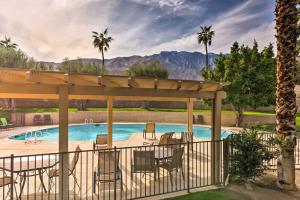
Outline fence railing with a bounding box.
[259,134,300,168]
[0,140,225,200]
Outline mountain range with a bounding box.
[43,51,219,80]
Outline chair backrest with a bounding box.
[43,114,51,121]
[33,115,42,121]
[145,122,155,133]
[69,146,81,174]
[97,150,120,174]
[132,150,155,173]
[170,147,184,168]
[0,118,7,126]
[159,132,174,145]
[96,134,108,145]
[181,132,193,143]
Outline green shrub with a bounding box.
[228,128,276,183]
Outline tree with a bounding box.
[125,60,169,78]
[203,41,276,127]
[92,28,113,74]
[197,25,215,73]
[58,58,101,75]
[0,36,18,49]
[275,0,297,190]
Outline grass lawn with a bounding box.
[166,190,237,200]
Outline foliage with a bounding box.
[203,41,276,126]
[0,36,18,49]
[229,128,277,183]
[58,58,104,75]
[0,37,51,70]
[197,25,215,73]
[125,60,169,78]
[92,28,113,71]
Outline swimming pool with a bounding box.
[9,123,231,141]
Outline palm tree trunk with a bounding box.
[101,49,105,74]
[205,43,209,73]
[275,0,297,190]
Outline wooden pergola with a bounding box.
[0,67,226,199]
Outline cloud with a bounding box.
[0,0,275,61]
[148,0,275,54]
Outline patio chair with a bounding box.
[158,147,185,186]
[33,115,43,125]
[43,114,53,125]
[93,134,108,151]
[48,146,81,192]
[144,132,174,146]
[0,118,14,130]
[0,170,18,199]
[143,122,156,140]
[131,150,157,180]
[93,150,123,192]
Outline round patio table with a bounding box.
[0,155,57,198]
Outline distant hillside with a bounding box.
[43,51,219,80]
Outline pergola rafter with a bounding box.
[0,67,226,199]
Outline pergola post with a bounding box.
[211,91,222,184]
[58,86,69,200]
[107,96,113,148]
[187,98,193,133]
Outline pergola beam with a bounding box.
[0,83,218,99]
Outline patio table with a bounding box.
[0,155,57,198]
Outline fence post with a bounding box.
[187,141,190,193]
[223,139,229,186]
[10,154,14,200]
[114,146,117,200]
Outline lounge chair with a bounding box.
[48,146,81,192]
[0,118,13,130]
[33,115,43,125]
[0,170,18,199]
[158,147,185,186]
[43,114,53,125]
[93,150,123,192]
[131,150,157,180]
[93,134,108,151]
[143,122,156,139]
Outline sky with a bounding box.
[0,0,275,62]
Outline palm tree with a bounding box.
[275,0,297,190]
[92,28,113,73]
[0,36,18,49]
[197,25,214,73]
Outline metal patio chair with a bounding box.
[143,122,156,140]
[131,150,157,180]
[48,146,81,192]
[43,114,53,125]
[93,134,108,151]
[144,132,174,146]
[158,147,185,186]
[93,150,123,192]
[33,115,43,126]
[0,170,18,199]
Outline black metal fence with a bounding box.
[0,140,226,200]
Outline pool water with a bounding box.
[9,123,231,141]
